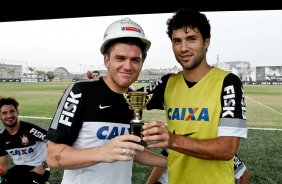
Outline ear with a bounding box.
[104,54,110,68]
[204,38,210,50]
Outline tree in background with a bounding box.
[46,71,54,80]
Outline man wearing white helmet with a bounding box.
[46,17,167,184]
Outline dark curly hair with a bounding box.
[166,8,211,40]
[0,97,19,110]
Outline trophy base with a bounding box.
[130,120,146,146]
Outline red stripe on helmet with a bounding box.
[122,26,141,33]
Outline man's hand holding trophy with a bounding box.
[123,91,153,144]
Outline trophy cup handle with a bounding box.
[144,94,153,108]
[123,93,133,109]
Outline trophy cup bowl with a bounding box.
[123,91,153,139]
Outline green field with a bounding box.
[0,82,282,184]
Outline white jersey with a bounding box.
[47,78,135,184]
[0,121,47,167]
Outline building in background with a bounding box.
[256,66,282,83]
[1,62,282,84]
[215,61,253,82]
[0,64,22,79]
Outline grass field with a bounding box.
[0,82,282,184]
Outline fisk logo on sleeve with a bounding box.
[222,85,235,118]
[59,91,82,126]
[30,128,46,140]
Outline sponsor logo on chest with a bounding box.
[97,126,131,140]
[167,107,209,122]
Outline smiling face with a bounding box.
[171,26,210,71]
[103,42,144,93]
[0,104,19,128]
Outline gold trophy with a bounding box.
[123,91,153,139]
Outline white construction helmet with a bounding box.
[100,17,151,54]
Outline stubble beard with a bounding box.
[178,57,202,71]
[177,51,205,71]
[4,118,18,128]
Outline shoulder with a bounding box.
[0,128,6,139]
[20,121,36,127]
[74,78,100,87]
[165,72,180,80]
[154,73,174,87]
[208,68,230,81]
[140,73,174,94]
[223,73,243,89]
[65,78,105,97]
[21,121,47,132]
[225,73,242,82]
[20,121,31,127]
[208,67,243,90]
[74,78,104,89]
